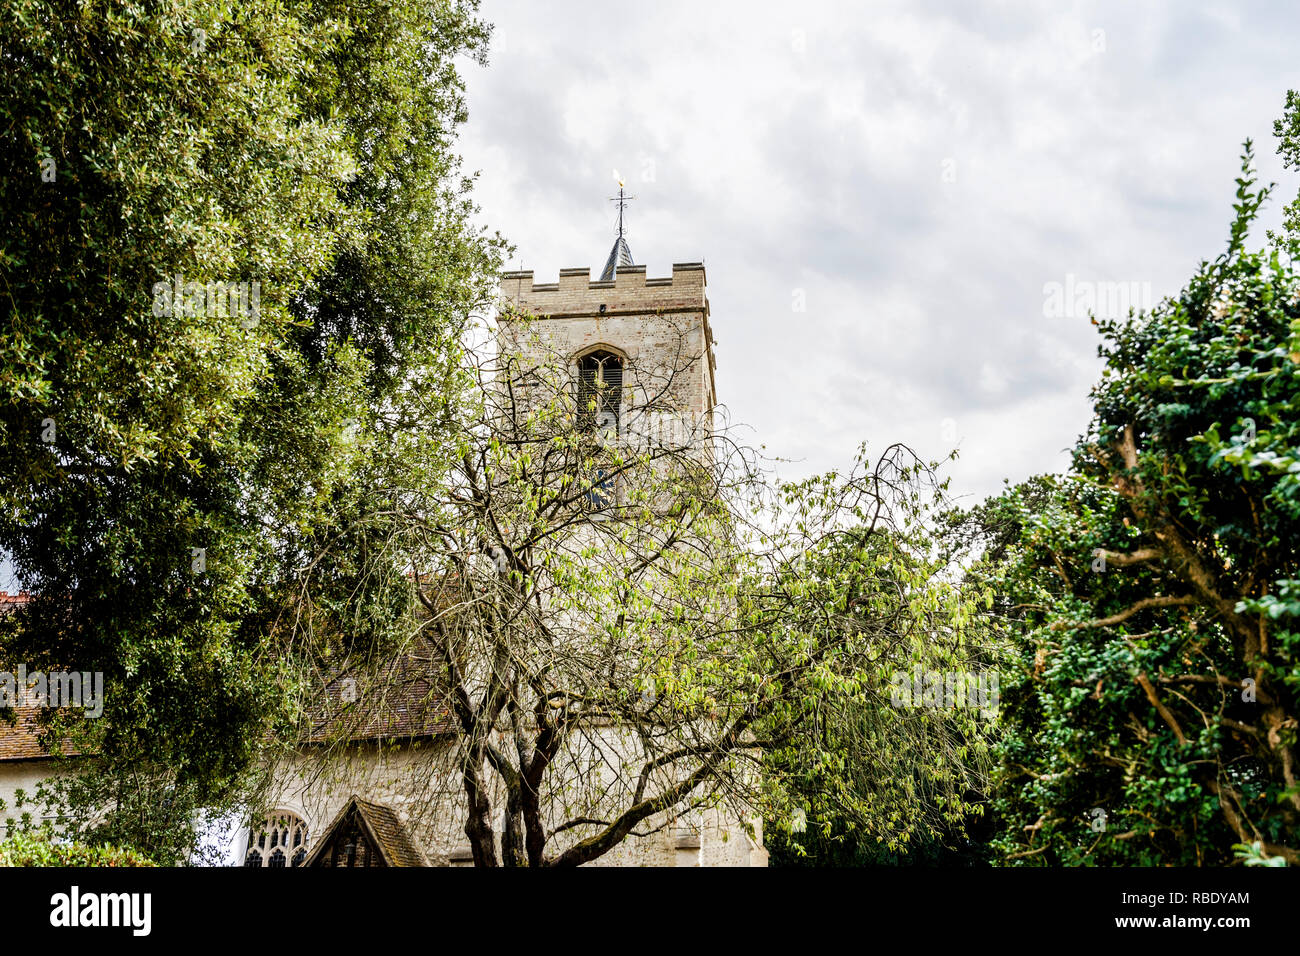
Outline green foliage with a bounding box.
[977,143,1300,866]
[0,830,154,867]
[0,0,500,860]
[767,812,995,867]
[1233,840,1287,866]
[746,446,1001,858]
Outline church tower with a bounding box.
[497,198,717,448]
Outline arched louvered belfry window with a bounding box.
[577,349,623,437]
[244,811,310,867]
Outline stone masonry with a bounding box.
[497,262,718,431]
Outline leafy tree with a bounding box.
[298,317,994,865]
[980,144,1300,865]
[0,0,500,861]
[752,500,999,864]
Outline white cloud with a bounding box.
[460,0,1299,503]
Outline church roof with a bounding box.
[599,235,634,281]
[304,795,429,867]
[303,639,455,745]
[0,705,79,761]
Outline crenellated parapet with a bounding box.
[499,263,708,319]
[497,260,717,417]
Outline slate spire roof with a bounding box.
[599,234,634,281]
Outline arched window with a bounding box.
[243,811,310,867]
[577,350,623,511]
[577,350,623,436]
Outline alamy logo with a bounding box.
[593,409,708,452]
[1042,274,1152,320]
[0,665,103,718]
[152,273,260,327]
[50,886,151,936]
[890,668,999,718]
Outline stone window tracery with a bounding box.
[243,811,309,867]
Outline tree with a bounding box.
[752,491,1000,864]
[0,0,500,861]
[297,315,994,865]
[980,144,1300,866]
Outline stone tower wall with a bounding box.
[497,262,717,428]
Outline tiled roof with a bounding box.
[354,797,428,867]
[302,641,455,745]
[304,794,429,867]
[0,706,78,761]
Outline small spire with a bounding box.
[600,177,635,281]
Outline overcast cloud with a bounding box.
[457,0,1300,507]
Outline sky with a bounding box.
[456,0,1300,510]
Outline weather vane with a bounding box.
[610,169,636,240]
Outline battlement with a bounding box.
[499,262,708,319]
